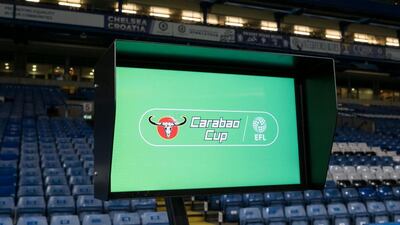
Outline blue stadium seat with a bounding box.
[76,195,103,213]
[264,192,285,205]
[304,190,323,203]
[323,188,342,202]
[0,217,12,225]
[46,185,71,197]
[0,197,14,215]
[17,196,46,215]
[69,176,91,186]
[66,168,85,177]
[262,205,285,223]
[43,168,64,177]
[243,193,264,207]
[377,186,394,200]
[347,202,370,225]
[130,198,156,213]
[112,212,141,225]
[208,195,220,210]
[19,168,41,177]
[341,188,359,202]
[104,199,130,212]
[307,204,328,220]
[141,212,169,225]
[221,194,242,222]
[384,200,400,222]
[17,216,48,225]
[358,187,377,201]
[50,215,80,225]
[366,201,389,223]
[18,186,44,197]
[45,176,67,186]
[327,203,350,225]
[82,214,111,225]
[285,205,307,222]
[19,176,42,186]
[239,207,263,225]
[47,196,75,215]
[284,191,303,205]
[72,185,94,198]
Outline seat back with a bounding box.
[82,214,111,225]
[142,212,169,225]
[50,215,80,225]
[113,212,141,225]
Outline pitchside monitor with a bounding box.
[94,40,337,199]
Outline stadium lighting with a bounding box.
[4,63,9,66]
[58,0,81,8]
[182,10,202,22]
[225,16,245,27]
[206,14,219,25]
[149,6,170,18]
[386,37,399,47]
[325,29,342,40]
[26,0,40,3]
[115,3,138,14]
[354,33,377,44]
[294,25,312,36]
[261,21,278,32]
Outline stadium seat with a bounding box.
[46,185,71,197]
[262,205,285,223]
[104,199,131,212]
[347,202,370,225]
[18,186,44,197]
[239,207,263,225]
[285,205,307,222]
[243,193,264,208]
[384,200,400,222]
[76,195,103,213]
[17,196,46,215]
[47,196,75,215]
[327,203,350,225]
[141,212,169,225]
[284,191,304,205]
[366,201,389,223]
[341,188,359,202]
[0,217,12,225]
[82,214,111,225]
[45,176,68,186]
[358,187,377,201]
[0,197,14,215]
[304,190,323,203]
[131,198,157,213]
[323,188,342,202]
[72,185,94,197]
[264,192,285,205]
[50,215,80,225]
[113,212,141,225]
[17,216,48,225]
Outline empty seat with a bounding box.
[385,200,400,222]
[17,196,46,215]
[243,193,264,207]
[82,214,111,225]
[0,197,14,215]
[47,196,75,215]
[239,207,263,225]
[19,176,42,186]
[284,191,303,204]
[327,203,350,225]
[0,217,12,225]
[131,198,157,212]
[43,168,64,177]
[285,205,307,222]
[45,176,67,186]
[50,215,80,225]
[358,187,377,201]
[17,216,48,225]
[46,185,71,197]
[77,195,103,213]
[341,188,359,202]
[262,205,285,223]
[307,204,328,220]
[113,212,141,225]
[18,186,44,197]
[347,202,369,225]
[323,188,342,202]
[366,201,389,223]
[304,190,323,203]
[141,212,169,225]
[69,176,91,186]
[72,185,94,197]
[264,192,285,205]
[104,199,130,212]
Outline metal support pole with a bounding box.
[165,197,189,225]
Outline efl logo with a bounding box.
[148,116,187,139]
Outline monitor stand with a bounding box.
[165,197,190,225]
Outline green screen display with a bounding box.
[111,67,301,193]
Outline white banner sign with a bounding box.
[151,20,235,43]
[0,3,13,18]
[290,36,341,55]
[16,6,104,28]
[386,48,400,61]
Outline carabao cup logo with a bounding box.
[148,116,187,139]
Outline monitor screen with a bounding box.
[110,66,301,193]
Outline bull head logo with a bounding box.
[148,116,187,139]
